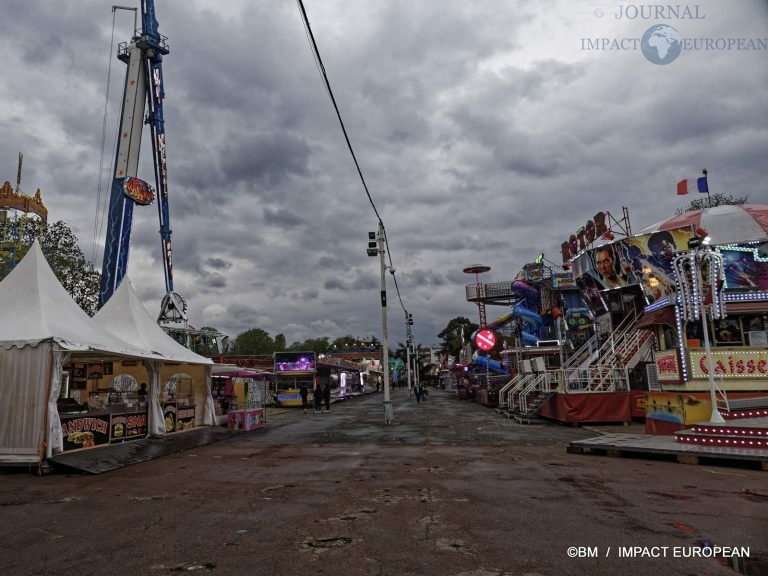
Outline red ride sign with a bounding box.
[475,329,496,351]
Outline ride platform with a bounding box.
[568,419,768,471]
[48,426,241,475]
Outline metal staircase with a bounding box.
[498,360,560,421]
[515,371,559,419]
[495,308,657,422]
[561,308,654,393]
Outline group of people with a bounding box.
[413,384,429,403]
[299,381,331,414]
[299,380,432,412]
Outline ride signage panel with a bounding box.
[475,329,497,351]
[654,351,681,382]
[121,177,155,205]
[689,350,768,379]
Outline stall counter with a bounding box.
[59,406,148,452]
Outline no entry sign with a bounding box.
[475,329,496,351]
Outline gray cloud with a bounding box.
[1,0,766,347]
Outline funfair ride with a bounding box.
[99,0,186,324]
[0,153,48,279]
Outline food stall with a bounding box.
[160,373,197,432]
[212,366,269,431]
[0,243,214,469]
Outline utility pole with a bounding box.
[415,345,420,388]
[368,224,393,424]
[405,312,413,393]
[406,343,412,393]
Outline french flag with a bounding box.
[677,176,709,195]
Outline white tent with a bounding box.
[0,242,160,465]
[93,278,215,434]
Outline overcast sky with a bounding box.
[1,0,766,348]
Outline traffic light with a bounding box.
[408,313,413,326]
[367,231,378,257]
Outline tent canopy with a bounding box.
[93,277,212,365]
[0,241,155,358]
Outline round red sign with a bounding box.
[475,329,496,351]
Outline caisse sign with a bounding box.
[475,329,497,351]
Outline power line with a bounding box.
[295,0,381,222]
[92,9,121,265]
[295,0,410,320]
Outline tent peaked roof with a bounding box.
[0,241,154,357]
[93,278,212,365]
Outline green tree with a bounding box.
[6,219,101,315]
[393,342,409,361]
[331,335,356,349]
[437,316,478,358]
[234,327,275,354]
[290,336,330,354]
[274,333,287,351]
[676,192,748,214]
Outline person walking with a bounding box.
[299,383,309,414]
[313,381,322,414]
[323,382,331,412]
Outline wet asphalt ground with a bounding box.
[1,388,767,576]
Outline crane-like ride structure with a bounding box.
[99,0,186,325]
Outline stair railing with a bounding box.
[518,371,559,415]
[497,375,520,410]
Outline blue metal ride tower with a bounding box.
[99,0,186,323]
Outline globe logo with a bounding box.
[641,24,682,65]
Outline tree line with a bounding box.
[2,193,747,358]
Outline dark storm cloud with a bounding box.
[324,277,349,292]
[350,271,380,291]
[199,272,227,290]
[262,206,306,227]
[206,257,232,271]
[1,0,766,347]
[404,269,448,288]
[219,133,311,188]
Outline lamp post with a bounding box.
[405,312,413,393]
[673,233,726,424]
[368,224,393,424]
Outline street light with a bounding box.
[366,231,378,257]
[673,232,726,424]
[368,223,393,424]
[405,312,414,393]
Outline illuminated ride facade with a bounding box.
[465,205,768,433]
[0,157,48,280]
